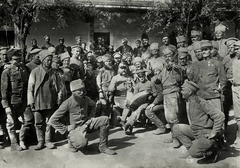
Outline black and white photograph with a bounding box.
[0,0,239,167]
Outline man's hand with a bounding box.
[30,103,35,111]
[7,114,14,124]
[99,92,104,99]
[5,107,12,115]
[146,104,155,110]
[202,132,217,140]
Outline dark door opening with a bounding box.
[94,32,110,46]
[0,31,14,47]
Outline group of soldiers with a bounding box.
[0,22,239,163]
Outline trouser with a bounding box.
[223,81,233,128]
[173,124,218,158]
[145,104,166,129]
[111,105,131,126]
[232,86,240,136]
[7,104,33,144]
[125,103,149,127]
[0,103,6,145]
[33,109,54,143]
[68,116,110,150]
[163,92,180,124]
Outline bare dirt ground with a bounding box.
[0,110,239,168]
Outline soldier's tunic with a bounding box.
[232,57,240,129]
[96,67,115,116]
[153,64,182,124]
[1,63,31,143]
[195,58,227,109]
[215,39,228,58]
[173,95,225,157]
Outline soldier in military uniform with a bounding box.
[41,35,54,50]
[195,40,227,110]
[140,33,150,54]
[188,29,202,63]
[49,79,116,155]
[28,50,62,150]
[55,38,67,55]
[96,54,116,117]
[26,48,42,71]
[151,47,182,147]
[222,38,238,133]
[159,32,177,57]
[231,40,240,147]
[176,35,188,48]
[173,80,225,164]
[116,38,133,55]
[213,23,228,58]
[146,43,165,79]
[0,48,10,149]
[1,50,31,151]
[108,62,134,127]
[70,45,85,80]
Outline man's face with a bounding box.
[59,39,64,45]
[150,49,158,57]
[162,37,169,45]
[179,57,187,66]
[194,49,203,60]
[235,46,240,58]
[72,48,80,58]
[0,53,7,62]
[76,38,81,45]
[42,56,52,69]
[81,43,86,49]
[165,52,173,61]
[191,35,200,43]
[126,56,132,64]
[114,57,121,64]
[118,66,127,76]
[52,62,60,69]
[73,88,86,98]
[137,72,146,82]
[12,57,21,66]
[32,40,37,46]
[201,47,211,58]
[97,62,103,68]
[134,62,142,69]
[62,57,70,67]
[181,87,192,99]
[215,31,224,40]
[136,42,141,48]
[142,39,149,46]
[228,45,235,55]
[104,60,112,69]
[33,54,41,64]
[44,37,50,43]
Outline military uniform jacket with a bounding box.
[195,58,227,99]
[49,95,96,134]
[27,65,61,110]
[1,63,30,108]
[222,54,235,80]
[188,95,225,138]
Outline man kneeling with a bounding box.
[49,79,116,155]
[173,80,225,164]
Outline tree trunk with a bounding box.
[14,23,27,63]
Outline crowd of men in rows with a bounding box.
[0,22,240,164]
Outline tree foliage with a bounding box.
[127,0,240,38]
[0,0,121,61]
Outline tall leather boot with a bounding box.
[98,125,116,155]
[8,131,22,151]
